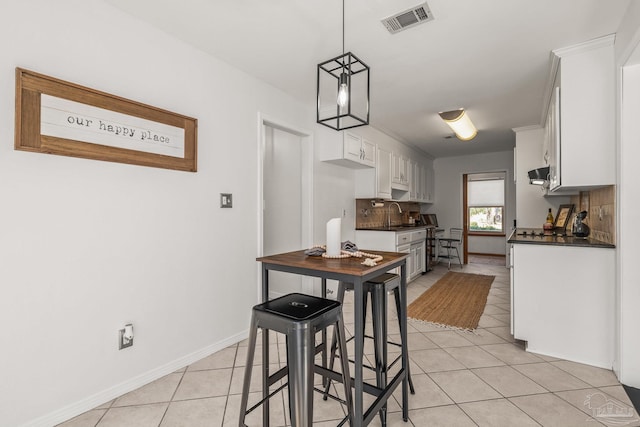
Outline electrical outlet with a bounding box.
[119,324,134,350]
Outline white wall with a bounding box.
[514,126,571,228]
[428,151,516,256]
[0,1,355,426]
[615,0,640,387]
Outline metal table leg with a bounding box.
[399,263,409,421]
[261,265,270,426]
[353,277,364,427]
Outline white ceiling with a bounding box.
[105,0,630,158]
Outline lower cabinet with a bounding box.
[510,243,614,368]
[355,229,426,282]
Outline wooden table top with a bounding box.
[257,249,408,277]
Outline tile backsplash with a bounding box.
[355,199,422,228]
[570,185,615,245]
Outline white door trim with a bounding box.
[256,112,314,299]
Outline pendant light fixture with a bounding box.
[439,108,478,141]
[317,0,370,131]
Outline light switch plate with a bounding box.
[220,193,233,208]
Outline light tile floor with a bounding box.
[58,262,640,427]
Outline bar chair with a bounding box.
[437,227,463,269]
[239,293,352,427]
[324,273,415,426]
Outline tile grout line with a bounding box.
[220,343,240,426]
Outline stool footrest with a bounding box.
[244,382,288,416]
[363,370,406,425]
[267,365,288,387]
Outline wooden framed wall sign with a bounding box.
[15,68,197,172]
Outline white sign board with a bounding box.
[40,94,185,158]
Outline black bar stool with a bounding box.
[239,293,352,427]
[324,273,415,425]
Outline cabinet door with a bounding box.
[400,156,409,185]
[409,245,418,278]
[409,160,417,200]
[392,152,402,184]
[424,165,434,202]
[376,146,392,199]
[414,243,424,276]
[343,132,363,163]
[391,152,409,189]
[361,138,376,167]
[548,86,561,190]
[397,244,411,280]
[509,244,515,335]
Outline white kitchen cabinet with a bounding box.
[320,131,375,169]
[511,243,614,368]
[354,144,392,199]
[376,146,392,199]
[355,228,426,282]
[392,152,409,190]
[411,241,424,278]
[409,160,423,201]
[423,164,434,203]
[545,35,615,192]
[509,244,515,335]
[406,161,434,203]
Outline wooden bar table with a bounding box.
[256,249,409,427]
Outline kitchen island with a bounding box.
[508,229,615,369]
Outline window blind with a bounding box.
[468,179,504,206]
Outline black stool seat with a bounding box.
[259,293,340,320]
[239,293,352,427]
[365,272,398,287]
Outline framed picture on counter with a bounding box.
[553,204,574,232]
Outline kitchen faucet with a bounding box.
[387,202,402,227]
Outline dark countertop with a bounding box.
[356,225,433,232]
[508,229,615,248]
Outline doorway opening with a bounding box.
[463,171,507,266]
[258,114,313,299]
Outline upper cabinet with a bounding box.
[545,35,615,192]
[392,152,409,190]
[350,129,434,202]
[409,159,420,200]
[354,144,392,199]
[408,161,434,203]
[376,146,393,200]
[320,131,375,169]
[423,164,434,203]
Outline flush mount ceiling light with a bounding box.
[438,109,478,141]
[317,0,370,131]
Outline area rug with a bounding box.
[408,271,495,331]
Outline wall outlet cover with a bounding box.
[220,193,233,208]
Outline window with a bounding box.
[467,175,504,233]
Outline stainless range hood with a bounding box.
[528,166,550,185]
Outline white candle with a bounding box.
[326,218,341,256]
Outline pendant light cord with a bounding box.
[342,0,345,55]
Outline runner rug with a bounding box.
[407,271,495,331]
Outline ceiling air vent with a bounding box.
[381,2,434,34]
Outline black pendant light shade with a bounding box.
[317,0,370,131]
[317,52,370,131]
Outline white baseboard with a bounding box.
[21,330,249,427]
